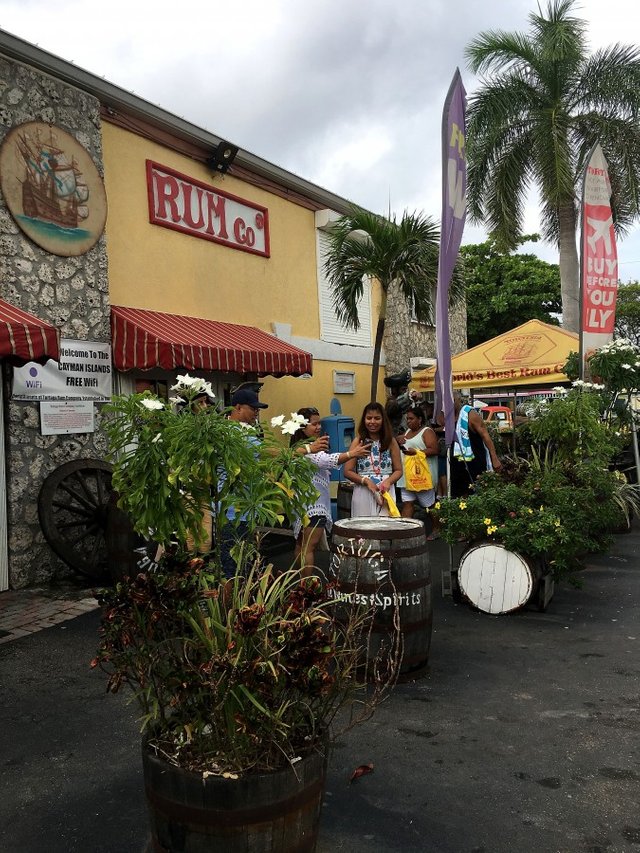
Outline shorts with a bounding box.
[307,515,327,529]
[400,487,435,509]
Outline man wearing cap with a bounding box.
[229,387,268,425]
[218,388,327,578]
[216,388,269,578]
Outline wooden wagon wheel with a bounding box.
[38,458,113,580]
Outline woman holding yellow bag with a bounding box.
[397,405,440,537]
[343,402,402,518]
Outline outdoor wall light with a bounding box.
[207,140,239,175]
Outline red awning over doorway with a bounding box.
[0,299,60,362]
[111,306,313,377]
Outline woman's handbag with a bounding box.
[404,449,433,491]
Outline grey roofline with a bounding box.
[0,28,359,215]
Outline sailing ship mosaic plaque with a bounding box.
[0,122,107,257]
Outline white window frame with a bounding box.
[316,211,372,347]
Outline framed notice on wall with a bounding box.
[40,401,95,435]
[333,370,355,394]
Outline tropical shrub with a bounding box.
[95,555,393,775]
[436,455,626,577]
[103,376,319,562]
[96,375,398,777]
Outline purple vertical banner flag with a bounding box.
[434,68,467,446]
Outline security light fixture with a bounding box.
[207,141,239,175]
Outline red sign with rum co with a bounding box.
[146,161,270,257]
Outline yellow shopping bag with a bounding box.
[403,450,433,491]
[381,490,401,517]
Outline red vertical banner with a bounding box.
[579,144,618,378]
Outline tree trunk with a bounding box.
[369,286,388,402]
[558,203,580,333]
[370,316,385,402]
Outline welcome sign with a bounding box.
[13,339,112,401]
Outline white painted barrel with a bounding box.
[458,543,540,614]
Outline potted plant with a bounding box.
[438,385,639,601]
[94,377,396,852]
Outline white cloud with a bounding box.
[2,0,639,279]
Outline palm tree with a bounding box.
[465,0,640,333]
[324,207,456,402]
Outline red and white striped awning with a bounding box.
[111,306,313,377]
[0,299,60,362]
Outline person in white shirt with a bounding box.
[290,407,369,576]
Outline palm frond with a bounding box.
[466,31,537,76]
[529,0,587,64]
[324,207,442,331]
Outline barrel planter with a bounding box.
[143,744,327,852]
[457,542,554,614]
[336,481,353,520]
[330,517,432,682]
[105,492,144,582]
[105,493,158,583]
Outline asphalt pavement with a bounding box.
[1,529,639,853]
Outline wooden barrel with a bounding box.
[104,493,147,583]
[330,517,432,681]
[336,481,353,519]
[143,745,327,852]
[458,542,553,614]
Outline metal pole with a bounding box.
[444,448,453,597]
[631,398,640,486]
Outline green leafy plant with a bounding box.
[587,339,640,397]
[97,376,398,777]
[523,385,620,464]
[437,453,628,578]
[95,555,392,775]
[103,377,319,560]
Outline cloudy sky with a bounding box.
[2,0,640,280]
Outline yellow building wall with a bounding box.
[101,122,384,413]
[260,362,380,426]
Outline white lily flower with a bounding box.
[270,415,285,427]
[140,398,164,410]
[171,373,194,390]
[290,412,309,426]
[281,419,301,435]
[151,432,163,444]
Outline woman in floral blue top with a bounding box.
[290,408,370,575]
[343,402,402,518]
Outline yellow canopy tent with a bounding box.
[411,319,577,392]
